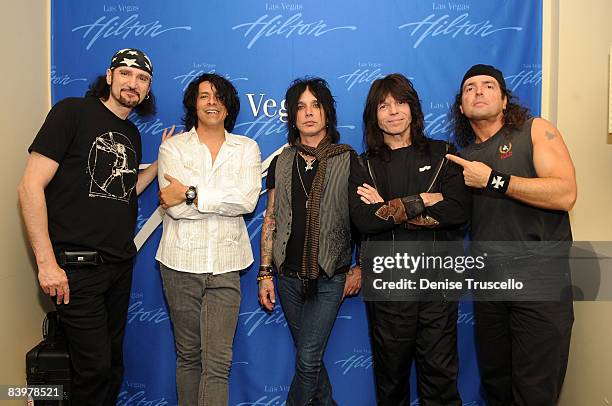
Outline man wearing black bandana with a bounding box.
[448,64,577,405]
[258,77,361,406]
[19,48,170,405]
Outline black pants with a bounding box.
[55,260,133,406]
[474,301,574,406]
[366,300,462,406]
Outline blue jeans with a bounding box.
[277,273,346,406]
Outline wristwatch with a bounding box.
[185,186,197,205]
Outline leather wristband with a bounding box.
[374,195,425,225]
[259,265,273,272]
[375,198,407,224]
[486,170,510,194]
[400,194,425,219]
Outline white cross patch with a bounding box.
[491,175,505,189]
[419,165,431,172]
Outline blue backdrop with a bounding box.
[50,1,542,404]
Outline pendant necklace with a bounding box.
[298,151,316,171]
[296,155,311,209]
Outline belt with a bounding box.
[278,265,349,279]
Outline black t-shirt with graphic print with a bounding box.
[29,97,142,263]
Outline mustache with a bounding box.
[121,88,140,96]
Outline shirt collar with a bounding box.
[187,127,238,146]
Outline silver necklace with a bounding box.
[296,155,311,209]
[298,151,316,171]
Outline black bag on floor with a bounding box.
[25,311,71,405]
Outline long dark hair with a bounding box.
[85,75,156,117]
[285,77,340,146]
[182,73,240,132]
[362,73,429,158]
[450,89,531,147]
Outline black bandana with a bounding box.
[460,64,506,92]
[109,48,153,76]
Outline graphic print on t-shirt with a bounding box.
[88,131,138,203]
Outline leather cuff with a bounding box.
[405,215,440,228]
[375,198,408,224]
[400,195,425,219]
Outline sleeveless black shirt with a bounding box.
[460,118,572,255]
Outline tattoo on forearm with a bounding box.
[260,210,276,266]
[545,131,556,140]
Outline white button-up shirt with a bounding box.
[155,128,262,274]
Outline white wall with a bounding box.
[544,1,612,404]
[0,1,52,403]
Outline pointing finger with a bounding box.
[445,154,470,167]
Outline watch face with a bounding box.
[186,189,196,199]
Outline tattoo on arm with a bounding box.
[545,130,556,140]
[260,190,276,266]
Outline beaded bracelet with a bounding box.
[257,274,273,282]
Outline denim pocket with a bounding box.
[331,272,347,283]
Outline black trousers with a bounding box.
[55,260,134,406]
[366,300,462,406]
[474,301,574,406]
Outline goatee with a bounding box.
[118,94,139,108]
